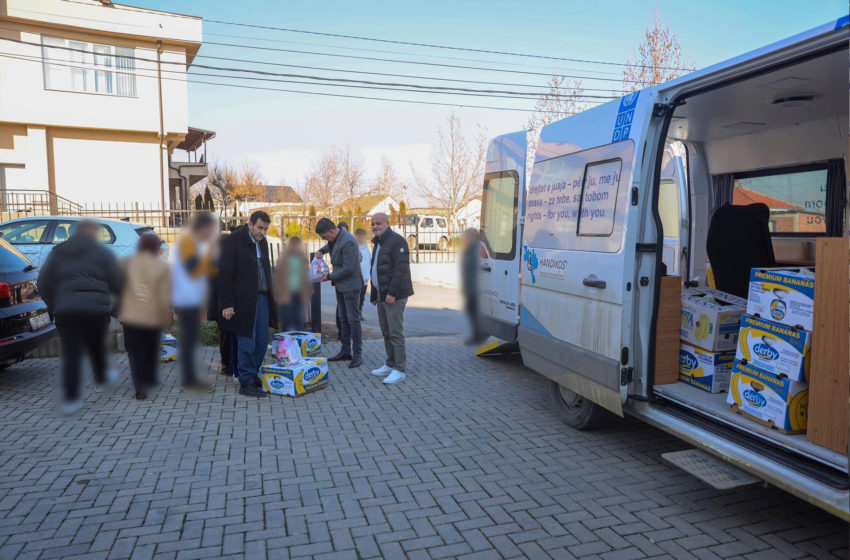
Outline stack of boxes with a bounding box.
[679,288,747,393]
[261,331,329,397]
[727,268,815,434]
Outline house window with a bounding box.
[42,36,136,97]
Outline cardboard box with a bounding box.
[260,357,328,397]
[275,330,322,355]
[747,267,815,331]
[680,288,747,351]
[678,342,735,393]
[726,360,808,433]
[736,314,810,382]
[160,334,177,362]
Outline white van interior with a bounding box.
[651,46,848,475]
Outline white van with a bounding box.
[479,18,849,519]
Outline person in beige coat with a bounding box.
[273,236,313,331]
[118,233,172,400]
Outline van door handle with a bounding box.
[582,276,606,289]
[481,265,492,272]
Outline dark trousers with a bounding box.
[358,285,367,311]
[280,294,305,331]
[175,307,201,385]
[217,319,232,367]
[55,313,110,402]
[123,325,161,391]
[338,289,363,358]
[236,293,270,387]
[335,288,342,337]
[465,295,481,342]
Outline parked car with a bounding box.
[0,217,154,267]
[403,214,450,251]
[0,238,55,369]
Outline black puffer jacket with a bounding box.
[37,233,122,316]
[370,227,414,303]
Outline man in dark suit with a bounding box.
[315,217,364,368]
[218,211,277,397]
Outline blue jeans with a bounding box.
[237,293,269,387]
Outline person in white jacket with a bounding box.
[355,228,371,311]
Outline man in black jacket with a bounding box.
[38,220,122,414]
[218,211,277,397]
[367,213,414,384]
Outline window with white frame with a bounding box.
[41,36,136,97]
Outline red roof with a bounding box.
[732,186,803,210]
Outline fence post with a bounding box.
[414,220,420,264]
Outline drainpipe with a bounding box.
[156,40,166,228]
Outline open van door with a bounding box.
[518,92,658,417]
[478,131,527,342]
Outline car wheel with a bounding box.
[407,235,417,251]
[549,380,611,430]
[438,237,448,251]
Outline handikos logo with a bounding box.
[269,377,284,390]
[770,299,786,321]
[303,367,322,384]
[743,389,767,407]
[522,244,538,284]
[679,351,698,371]
[753,342,779,361]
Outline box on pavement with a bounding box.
[726,360,808,433]
[274,330,322,355]
[746,267,815,331]
[680,288,747,351]
[160,334,177,362]
[260,357,328,397]
[736,314,810,382]
[678,342,735,393]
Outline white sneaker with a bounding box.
[61,400,82,415]
[382,370,406,384]
[371,365,392,376]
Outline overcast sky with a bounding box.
[128,0,846,199]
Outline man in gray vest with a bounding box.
[315,218,364,368]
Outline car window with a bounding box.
[0,221,50,244]
[437,218,447,228]
[98,225,115,244]
[50,221,74,244]
[421,218,433,228]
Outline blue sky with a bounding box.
[127,0,847,196]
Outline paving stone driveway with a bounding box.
[0,336,846,560]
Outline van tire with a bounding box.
[407,235,417,251]
[438,236,448,251]
[550,380,611,430]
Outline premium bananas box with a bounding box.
[274,330,322,355]
[736,314,811,382]
[726,360,808,432]
[160,334,177,362]
[678,342,735,393]
[260,357,328,397]
[680,288,747,351]
[746,268,815,331]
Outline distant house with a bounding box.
[337,194,398,216]
[238,185,304,216]
[455,196,482,230]
[732,186,823,233]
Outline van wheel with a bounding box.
[437,236,448,251]
[407,235,417,251]
[550,380,611,430]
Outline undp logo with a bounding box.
[303,367,322,384]
[770,299,787,321]
[743,389,767,407]
[754,342,779,361]
[679,351,698,371]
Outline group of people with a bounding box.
[37,209,416,411]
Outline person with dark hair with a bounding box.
[219,211,278,397]
[119,233,171,400]
[337,221,349,232]
[37,219,123,414]
[171,213,218,393]
[315,218,364,368]
[273,236,312,331]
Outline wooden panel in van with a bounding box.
[654,276,682,385]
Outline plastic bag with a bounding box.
[273,334,302,366]
[309,256,329,282]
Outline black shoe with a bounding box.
[135,390,147,400]
[253,376,262,388]
[219,364,232,376]
[239,385,267,397]
[328,352,352,362]
[348,356,363,368]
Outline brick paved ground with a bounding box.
[0,336,846,560]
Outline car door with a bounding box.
[517,92,655,415]
[419,217,434,246]
[479,130,527,342]
[0,220,51,266]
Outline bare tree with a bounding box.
[232,163,265,208]
[205,161,239,216]
[622,13,691,92]
[373,158,404,202]
[340,144,366,200]
[525,76,588,172]
[414,115,487,222]
[303,148,345,208]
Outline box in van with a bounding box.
[678,342,735,393]
[727,360,808,433]
[736,314,810,382]
[746,268,815,331]
[680,288,747,351]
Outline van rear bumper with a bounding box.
[628,400,850,521]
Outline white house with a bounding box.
[454,195,481,230]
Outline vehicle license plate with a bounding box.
[29,313,50,331]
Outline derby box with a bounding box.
[260,357,328,397]
[746,267,815,331]
[678,342,735,393]
[680,288,747,351]
[736,314,810,382]
[726,360,808,433]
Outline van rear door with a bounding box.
[518,92,657,415]
[479,131,527,342]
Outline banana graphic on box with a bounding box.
[695,314,711,341]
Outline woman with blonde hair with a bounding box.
[273,236,312,331]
